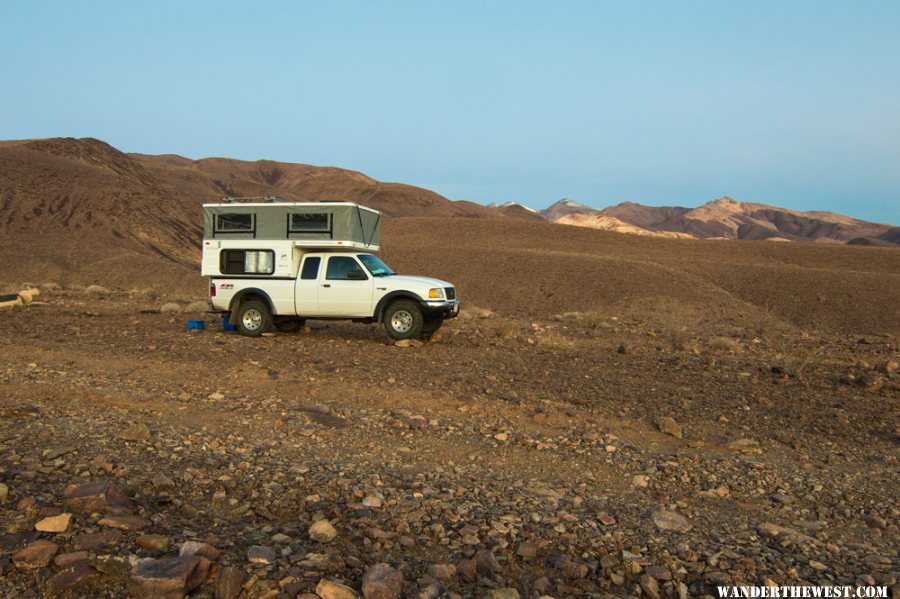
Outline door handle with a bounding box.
[322,284,331,288]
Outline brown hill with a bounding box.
[383,218,900,335]
[0,137,524,286]
[542,197,897,244]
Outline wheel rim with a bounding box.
[242,309,262,330]
[391,309,414,333]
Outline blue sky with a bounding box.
[2,1,898,223]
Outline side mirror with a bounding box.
[347,270,368,280]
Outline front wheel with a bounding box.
[383,300,424,340]
[236,300,273,337]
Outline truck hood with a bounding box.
[382,274,453,289]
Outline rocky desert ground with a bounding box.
[0,283,897,598]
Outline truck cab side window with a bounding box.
[326,256,363,280]
[301,257,321,280]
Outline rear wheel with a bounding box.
[421,318,444,339]
[236,300,272,337]
[384,300,424,340]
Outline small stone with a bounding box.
[484,589,520,599]
[216,565,245,599]
[98,514,151,531]
[361,495,383,508]
[316,578,361,599]
[394,340,413,348]
[13,540,59,568]
[640,574,661,599]
[247,545,277,565]
[516,542,538,559]
[597,512,616,526]
[427,564,456,581]
[651,510,692,533]
[65,480,132,513]
[632,475,650,488]
[416,583,443,599]
[562,562,589,579]
[474,549,502,575]
[46,563,98,595]
[655,417,683,439]
[645,565,672,581]
[0,483,8,502]
[35,513,72,533]
[362,563,402,599]
[53,551,90,568]
[208,391,225,400]
[129,556,211,599]
[309,519,337,542]
[456,558,477,583]
[151,472,175,490]
[180,541,221,560]
[119,422,152,442]
[757,522,815,545]
[136,535,171,552]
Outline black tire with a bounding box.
[274,319,305,333]
[421,318,444,338]
[383,299,424,340]
[235,300,273,337]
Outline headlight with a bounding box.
[428,288,445,299]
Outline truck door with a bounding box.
[295,256,322,315]
[318,255,375,317]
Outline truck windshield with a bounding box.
[358,254,395,277]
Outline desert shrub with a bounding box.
[458,305,493,320]
[84,285,110,297]
[708,336,742,353]
[536,331,577,352]
[130,288,160,300]
[184,301,209,313]
[159,302,183,314]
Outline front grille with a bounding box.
[444,287,456,300]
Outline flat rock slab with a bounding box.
[215,565,245,599]
[36,512,73,532]
[129,556,210,599]
[361,563,402,599]
[0,531,40,554]
[46,562,99,595]
[307,412,352,428]
[651,510,692,533]
[13,539,59,568]
[65,480,132,513]
[316,578,361,599]
[98,514,151,531]
[757,522,816,545]
[74,530,122,551]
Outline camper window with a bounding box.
[290,213,331,233]
[220,250,274,275]
[216,213,254,233]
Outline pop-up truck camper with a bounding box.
[202,198,459,338]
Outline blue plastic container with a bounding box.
[185,319,206,332]
[222,316,238,332]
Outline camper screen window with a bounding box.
[216,213,254,232]
[220,250,274,275]
[290,213,330,233]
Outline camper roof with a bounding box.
[203,200,380,215]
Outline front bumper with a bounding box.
[420,299,460,320]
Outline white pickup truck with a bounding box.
[201,200,459,339]
[210,250,459,338]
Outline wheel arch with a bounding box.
[229,288,276,320]
[374,291,422,322]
